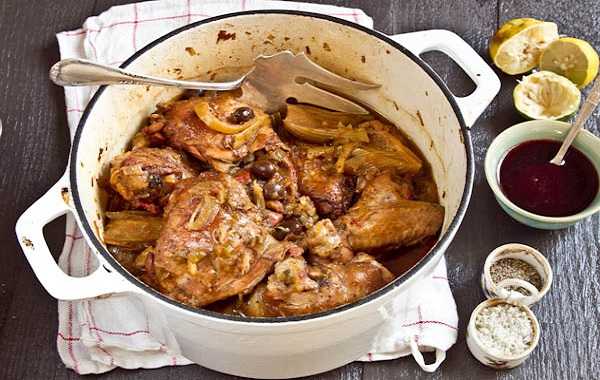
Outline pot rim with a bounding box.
[69,9,475,324]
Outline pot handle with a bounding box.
[15,172,136,300]
[390,30,500,128]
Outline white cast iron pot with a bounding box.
[16,11,499,378]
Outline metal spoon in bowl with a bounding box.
[550,78,600,166]
[49,51,378,115]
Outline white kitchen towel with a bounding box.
[56,0,458,375]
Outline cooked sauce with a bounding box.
[499,139,598,217]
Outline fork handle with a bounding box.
[550,78,600,165]
[49,58,243,91]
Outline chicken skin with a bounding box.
[151,172,298,307]
[291,144,354,218]
[242,253,393,317]
[336,173,444,252]
[109,147,197,213]
[155,92,280,172]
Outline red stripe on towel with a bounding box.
[402,320,458,330]
[62,13,211,37]
[89,327,151,337]
[132,3,139,51]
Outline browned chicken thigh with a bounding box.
[242,253,393,317]
[292,144,354,218]
[151,171,298,307]
[155,92,280,172]
[242,218,392,317]
[109,147,197,213]
[336,173,444,252]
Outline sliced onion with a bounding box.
[186,195,220,231]
[335,143,356,174]
[103,213,163,248]
[344,147,422,176]
[252,180,266,209]
[232,115,268,149]
[286,104,373,129]
[194,102,249,134]
[134,247,153,269]
[283,120,369,144]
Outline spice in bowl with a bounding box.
[467,299,541,369]
[490,258,542,295]
[474,303,534,357]
[482,243,553,306]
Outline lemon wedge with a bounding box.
[513,71,581,120]
[490,18,559,75]
[539,37,599,88]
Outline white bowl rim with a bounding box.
[468,298,541,361]
[482,243,553,303]
[484,119,600,224]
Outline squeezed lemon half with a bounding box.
[513,71,581,120]
[539,37,599,88]
[490,18,559,75]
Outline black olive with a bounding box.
[281,217,303,234]
[263,180,285,200]
[250,160,276,180]
[148,174,162,189]
[272,226,288,241]
[227,106,255,124]
[273,217,303,240]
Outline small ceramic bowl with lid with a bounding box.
[485,120,600,230]
[466,298,541,369]
[481,243,553,306]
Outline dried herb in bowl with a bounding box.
[490,258,542,295]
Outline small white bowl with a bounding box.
[466,298,540,369]
[481,243,553,306]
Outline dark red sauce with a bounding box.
[499,139,598,217]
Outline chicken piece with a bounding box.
[281,104,373,144]
[362,120,422,166]
[336,174,444,252]
[152,172,297,307]
[109,147,197,213]
[158,92,279,172]
[292,144,354,218]
[305,219,353,263]
[242,253,393,317]
[343,120,423,180]
[103,211,163,250]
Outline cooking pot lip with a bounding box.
[69,9,474,324]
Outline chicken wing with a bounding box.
[336,174,444,252]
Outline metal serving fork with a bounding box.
[49,51,378,114]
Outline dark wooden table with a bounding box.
[1,0,599,379]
